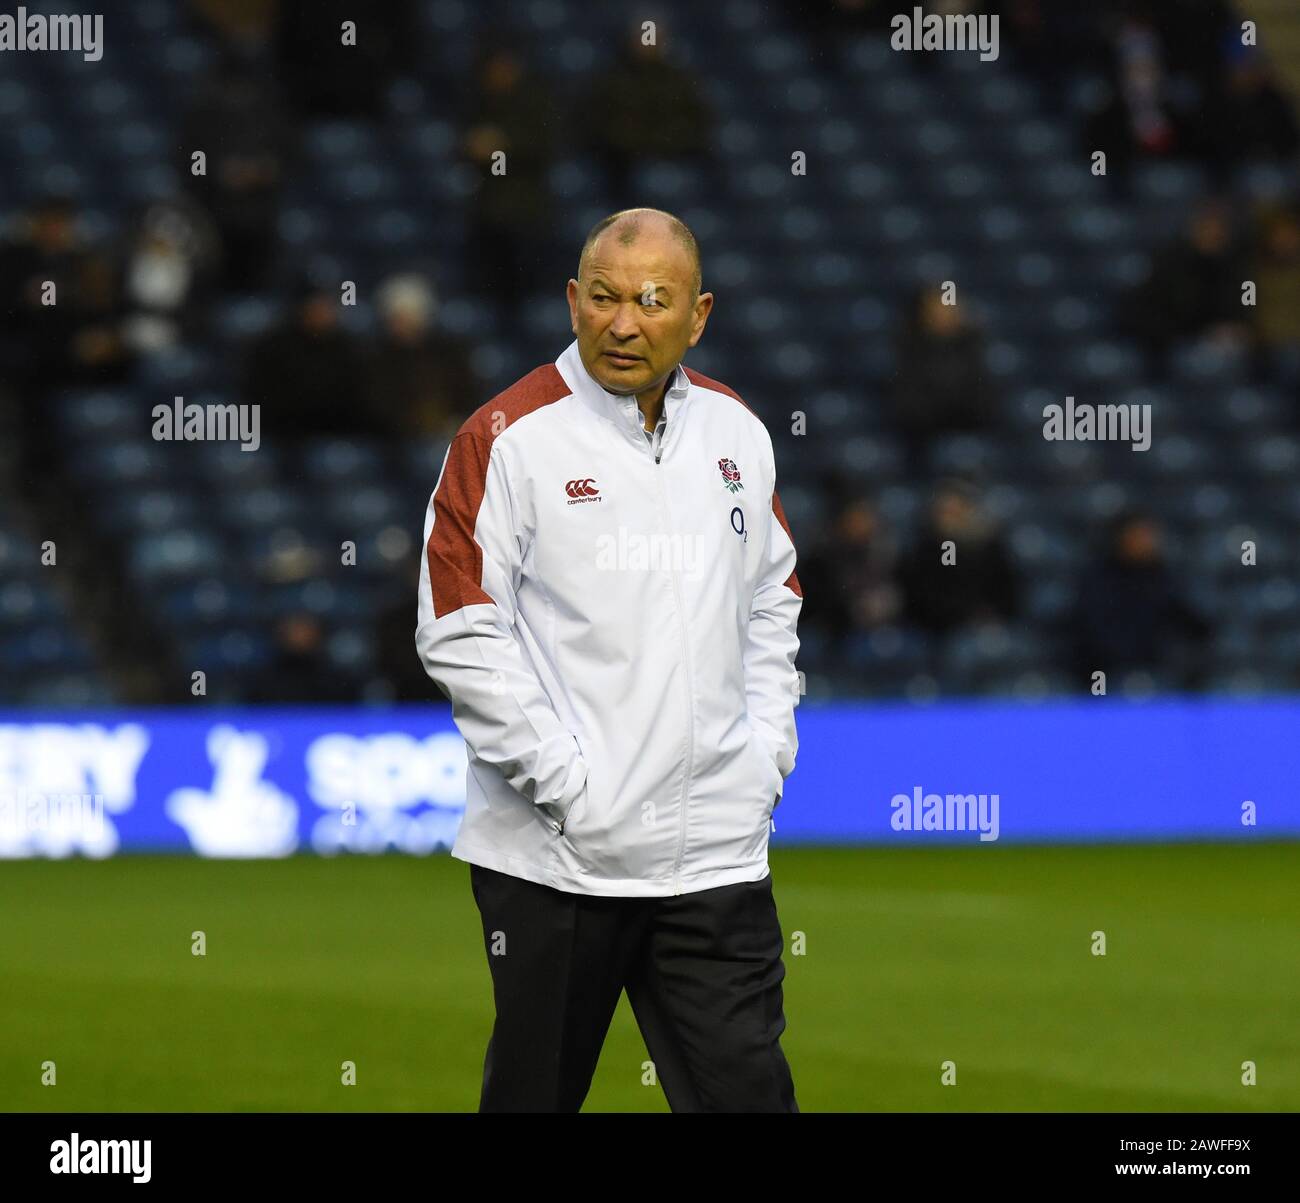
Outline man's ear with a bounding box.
[566,278,579,334]
[688,291,714,347]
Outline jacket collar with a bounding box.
[555,339,690,438]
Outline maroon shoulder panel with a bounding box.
[425,364,571,619]
[457,363,571,443]
[683,364,746,407]
[771,489,803,598]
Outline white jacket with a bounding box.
[416,338,801,897]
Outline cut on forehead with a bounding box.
[578,207,701,297]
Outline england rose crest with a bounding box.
[718,457,743,493]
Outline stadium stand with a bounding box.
[1,0,1297,706]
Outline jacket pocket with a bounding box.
[558,777,588,839]
[745,726,784,802]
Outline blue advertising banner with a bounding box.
[0,699,1295,857]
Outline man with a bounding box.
[1068,509,1210,688]
[899,479,1017,635]
[416,208,802,1112]
[366,273,475,440]
[242,279,372,443]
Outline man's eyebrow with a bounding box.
[586,278,677,295]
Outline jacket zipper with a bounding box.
[643,410,693,895]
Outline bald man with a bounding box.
[418,208,802,1112]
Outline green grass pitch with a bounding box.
[2,843,1295,1111]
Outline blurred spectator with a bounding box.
[461,43,558,307]
[189,0,276,47]
[1068,511,1211,686]
[243,281,374,441]
[576,25,713,201]
[121,199,221,355]
[182,47,291,291]
[1109,9,1180,154]
[0,195,87,400]
[1081,1,1265,182]
[0,196,134,481]
[366,274,476,440]
[67,251,135,391]
[900,480,1017,634]
[372,549,438,703]
[273,0,417,120]
[797,493,900,642]
[1124,198,1248,366]
[1080,8,1182,177]
[1204,50,1300,169]
[1247,203,1300,380]
[252,613,356,703]
[1145,0,1235,96]
[890,284,995,471]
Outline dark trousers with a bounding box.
[468,862,799,1113]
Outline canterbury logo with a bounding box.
[566,478,600,498]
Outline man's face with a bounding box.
[385,305,425,343]
[1191,212,1228,254]
[922,289,961,336]
[838,501,877,543]
[933,492,974,534]
[32,210,73,252]
[566,224,713,397]
[300,294,336,333]
[1118,520,1159,563]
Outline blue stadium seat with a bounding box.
[128,529,226,581]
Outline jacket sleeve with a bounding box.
[415,430,587,816]
[745,478,802,804]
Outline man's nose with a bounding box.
[609,302,639,339]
